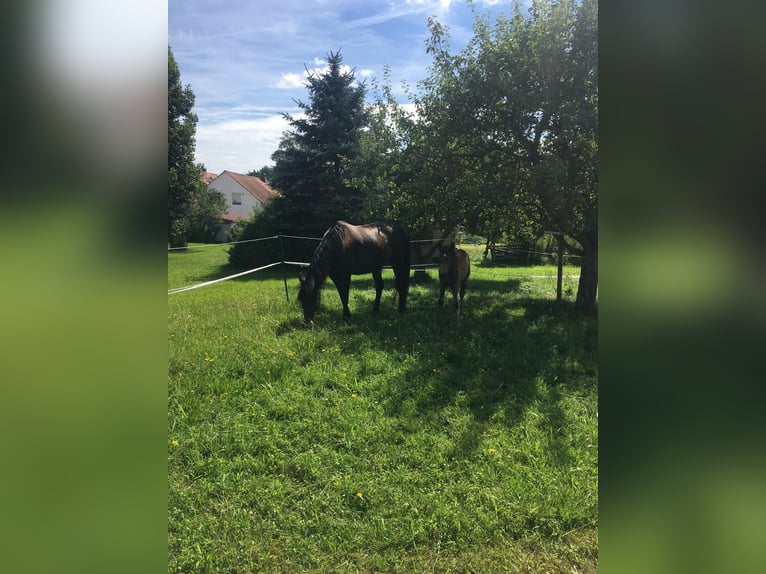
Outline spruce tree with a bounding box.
[228,51,370,267]
[270,51,369,235]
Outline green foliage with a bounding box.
[168,46,201,248]
[348,68,416,226]
[385,0,598,310]
[169,244,597,572]
[187,180,226,243]
[226,203,290,269]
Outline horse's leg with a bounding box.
[333,273,353,323]
[438,279,446,307]
[452,285,459,309]
[371,268,383,313]
[392,265,408,313]
[459,277,468,304]
[458,260,470,308]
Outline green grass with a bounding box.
[168,243,597,573]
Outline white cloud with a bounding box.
[405,0,453,8]
[275,59,357,89]
[342,0,456,28]
[195,114,301,173]
[275,72,306,89]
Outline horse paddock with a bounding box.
[168,243,596,573]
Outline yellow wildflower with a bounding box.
[170,439,179,447]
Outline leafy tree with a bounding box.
[349,68,413,224]
[168,46,201,247]
[187,179,227,242]
[406,0,598,310]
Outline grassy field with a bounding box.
[168,242,597,573]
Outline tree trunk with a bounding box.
[575,237,598,312]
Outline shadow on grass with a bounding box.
[273,269,596,469]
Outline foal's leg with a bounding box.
[459,277,468,304]
[438,279,446,307]
[451,286,459,309]
[371,268,383,313]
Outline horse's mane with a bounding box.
[303,222,345,294]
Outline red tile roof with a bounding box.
[219,170,277,204]
[200,171,218,185]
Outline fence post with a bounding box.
[279,234,289,303]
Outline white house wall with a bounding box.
[214,223,232,243]
[208,173,264,217]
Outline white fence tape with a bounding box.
[168,262,282,295]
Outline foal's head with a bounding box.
[438,242,457,276]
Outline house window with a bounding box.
[232,192,242,205]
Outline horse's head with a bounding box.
[438,241,456,275]
[297,274,321,326]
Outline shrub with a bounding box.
[227,204,323,269]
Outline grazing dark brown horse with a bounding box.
[298,221,411,325]
[438,242,471,311]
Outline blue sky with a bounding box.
[169,0,521,174]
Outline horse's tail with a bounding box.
[390,224,411,313]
